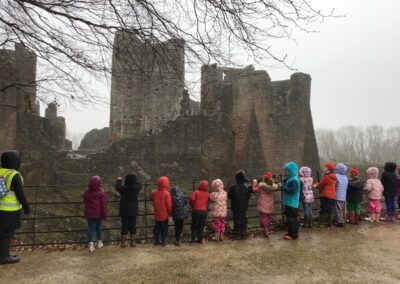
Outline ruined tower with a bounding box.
[0,43,37,153]
[109,31,185,142]
[200,64,320,176]
[0,44,72,153]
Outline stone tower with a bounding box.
[109,31,185,143]
[200,64,320,176]
[0,43,37,153]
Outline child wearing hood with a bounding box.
[209,179,228,241]
[397,168,400,213]
[151,176,172,246]
[228,170,253,240]
[364,167,384,222]
[346,168,364,225]
[315,163,337,227]
[189,180,209,243]
[115,174,141,247]
[281,162,301,240]
[299,167,314,228]
[380,162,397,222]
[252,173,279,237]
[171,186,188,246]
[334,163,348,227]
[84,175,108,252]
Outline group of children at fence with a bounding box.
[83,161,400,251]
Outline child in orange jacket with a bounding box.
[150,176,172,246]
[189,180,209,243]
[314,163,336,226]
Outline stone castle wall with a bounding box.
[109,31,186,142]
[50,63,319,186]
[0,44,37,153]
[2,41,319,186]
[0,44,71,153]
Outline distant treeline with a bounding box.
[316,125,400,164]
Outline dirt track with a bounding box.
[4,223,400,283]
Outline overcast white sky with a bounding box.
[58,0,400,138]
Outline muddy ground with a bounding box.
[3,223,400,283]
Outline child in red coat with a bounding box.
[84,175,108,252]
[150,176,172,246]
[314,163,336,227]
[189,180,209,243]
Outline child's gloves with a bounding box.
[252,179,258,189]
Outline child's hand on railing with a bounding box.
[252,179,258,191]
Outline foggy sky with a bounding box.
[60,0,400,139]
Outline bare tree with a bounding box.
[383,127,400,163]
[335,126,357,162]
[315,128,338,162]
[365,125,385,163]
[316,125,400,165]
[0,0,336,103]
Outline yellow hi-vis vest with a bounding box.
[0,168,23,211]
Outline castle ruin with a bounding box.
[0,44,71,153]
[102,32,320,181]
[109,31,199,142]
[1,38,319,185]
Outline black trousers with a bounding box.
[233,211,247,236]
[284,205,299,239]
[191,210,207,241]
[154,219,169,242]
[121,215,137,235]
[319,197,335,215]
[174,219,184,241]
[0,229,15,241]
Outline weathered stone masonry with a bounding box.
[0,44,71,154]
[2,39,319,185]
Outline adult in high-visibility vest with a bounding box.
[0,150,30,265]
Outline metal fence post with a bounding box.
[32,186,38,251]
[279,174,285,229]
[144,183,148,243]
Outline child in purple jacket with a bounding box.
[84,175,108,252]
[397,168,400,217]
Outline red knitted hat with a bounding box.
[263,172,273,180]
[350,168,359,177]
[324,163,335,171]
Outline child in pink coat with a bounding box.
[364,167,384,223]
[209,179,228,241]
[252,173,279,238]
[299,167,314,228]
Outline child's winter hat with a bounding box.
[349,168,359,177]
[235,169,247,183]
[324,163,335,171]
[336,163,347,175]
[263,172,273,180]
[299,166,312,177]
[197,180,209,192]
[366,167,379,179]
[211,179,224,191]
[384,162,397,173]
[157,176,170,190]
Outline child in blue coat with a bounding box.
[281,162,300,240]
[171,186,188,246]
